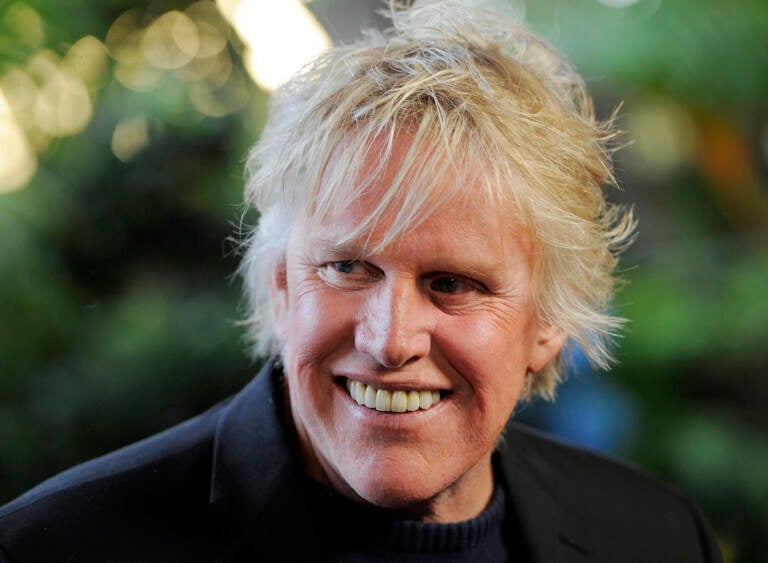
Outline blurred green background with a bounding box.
[0,1,765,561]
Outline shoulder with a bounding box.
[0,399,240,561]
[499,421,722,562]
[1,399,227,517]
[502,421,670,495]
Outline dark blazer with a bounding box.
[0,361,722,562]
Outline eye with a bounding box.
[317,260,379,289]
[430,275,470,294]
[330,260,364,274]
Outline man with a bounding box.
[0,1,722,561]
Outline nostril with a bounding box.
[378,351,421,370]
[354,283,432,366]
[354,321,430,368]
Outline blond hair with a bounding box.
[239,0,635,399]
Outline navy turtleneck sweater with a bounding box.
[301,475,512,562]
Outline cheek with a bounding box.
[441,312,533,374]
[287,287,357,363]
[436,315,531,417]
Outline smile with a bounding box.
[344,378,442,413]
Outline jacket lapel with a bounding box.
[209,360,330,561]
[498,423,597,562]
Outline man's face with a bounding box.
[272,137,565,522]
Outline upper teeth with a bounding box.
[345,379,441,413]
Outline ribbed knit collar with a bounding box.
[303,475,507,554]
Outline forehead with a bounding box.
[297,166,534,280]
[302,127,527,256]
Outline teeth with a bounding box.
[406,390,420,411]
[352,381,365,405]
[375,389,391,411]
[345,379,442,413]
[364,385,376,408]
[391,391,407,413]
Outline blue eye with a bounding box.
[332,261,358,274]
[320,260,380,289]
[430,276,463,293]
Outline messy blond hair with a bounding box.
[239,0,635,399]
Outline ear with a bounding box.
[269,259,289,340]
[527,322,568,374]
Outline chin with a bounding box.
[340,456,451,511]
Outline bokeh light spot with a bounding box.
[186,1,230,58]
[105,9,144,62]
[63,36,109,92]
[31,53,92,138]
[3,3,45,48]
[0,87,37,193]
[188,65,249,117]
[111,114,150,162]
[216,0,331,92]
[114,57,164,92]
[0,69,38,131]
[142,11,200,70]
[626,96,697,178]
[182,49,233,86]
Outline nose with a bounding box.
[355,277,432,369]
